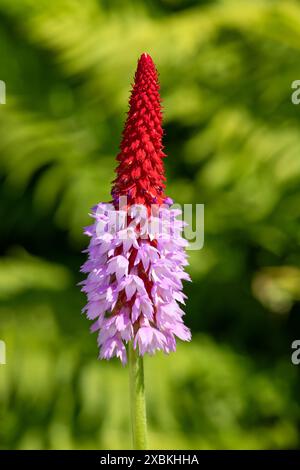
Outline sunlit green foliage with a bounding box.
[0,0,300,449]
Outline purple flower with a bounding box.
[164,197,174,206]
[80,54,191,364]
[81,203,191,364]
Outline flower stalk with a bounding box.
[80,53,192,450]
[128,341,147,450]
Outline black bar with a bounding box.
[0,450,300,466]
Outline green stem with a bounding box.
[128,342,147,450]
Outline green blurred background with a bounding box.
[1,0,300,450]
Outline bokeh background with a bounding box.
[1,0,300,450]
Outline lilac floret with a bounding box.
[80,202,191,364]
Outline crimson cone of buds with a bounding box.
[111,53,166,208]
[80,53,191,364]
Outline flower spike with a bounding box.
[81,53,191,364]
